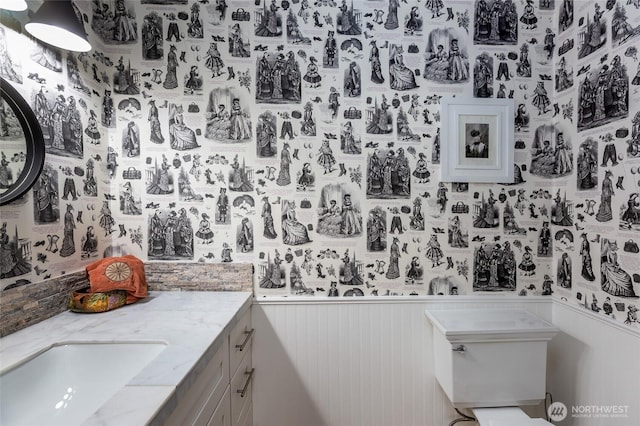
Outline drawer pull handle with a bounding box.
[235,328,254,351]
[452,345,466,353]
[237,368,255,398]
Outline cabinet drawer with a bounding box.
[230,350,253,426]
[206,387,231,426]
[165,339,230,426]
[229,309,253,377]
[239,405,252,426]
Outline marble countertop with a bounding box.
[0,291,253,425]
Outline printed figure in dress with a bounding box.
[317,140,337,174]
[0,222,31,278]
[369,40,384,84]
[474,53,493,97]
[577,58,629,132]
[59,205,76,257]
[532,81,551,115]
[121,182,141,215]
[92,0,138,43]
[146,155,173,195]
[169,104,199,150]
[184,65,203,94]
[301,102,316,136]
[366,149,411,199]
[195,213,213,244]
[410,197,425,231]
[557,252,572,288]
[256,51,301,103]
[328,87,340,120]
[163,45,179,89]
[516,43,531,78]
[276,143,292,186]
[595,170,615,222]
[555,57,573,92]
[367,208,386,251]
[287,9,311,45]
[578,3,606,59]
[389,45,418,91]
[366,96,392,134]
[316,185,363,237]
[384,0,400,30]
[337,0,361,35]
[228,155,254,192]
[261,196,278,239]
[0,28,22,83]
[448,216,468,248]
[147,100,164,144]
[473,191,499,228]
[474,0,518,45]
[425,234,444,267]
[405,6,423,35]
[259,251,285,288]
[530,125,573,178]
[142,13,163,60]
[303,56,321,88]
[229,23,250,57]
[33,166,58,224]
[297,162,314,191]
[340,121,361,154]
[558,0,573,33]
[237,218,254,253]
[344,62,361,97]
[406,256,423,282]
[474,242,517,290]
[386,236,401,279]
[601,239,636,297]
[620,193,640,228]
[256,112,277,157]
[122,122,140,157]
[255,0,282,37]
[424,30,469,83]
[580,233,596,281]
[187,3,203,38]
[577,139,597,190]
[340,250,363,285]
[205,42,225,78]
[281,200,311,245]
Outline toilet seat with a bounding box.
[472,407,553,426]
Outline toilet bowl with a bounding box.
[472,407,553,426]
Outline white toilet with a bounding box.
[425,308,559,426]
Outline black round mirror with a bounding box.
[1,77,45,206]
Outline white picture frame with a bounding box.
[440,97,515,183]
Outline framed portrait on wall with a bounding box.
[440,97,514,183]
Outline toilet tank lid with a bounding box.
[425,308,559,342]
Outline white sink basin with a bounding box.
[0,342,166,426]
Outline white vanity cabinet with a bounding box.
[229,308,254,426]
[165,307,254,426]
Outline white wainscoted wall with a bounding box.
[252,297,559,426]
[546,301,640,426]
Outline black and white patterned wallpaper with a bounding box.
[1,0,639,328]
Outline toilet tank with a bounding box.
[425,309,558,408]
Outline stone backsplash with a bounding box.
[0,263,254,337]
